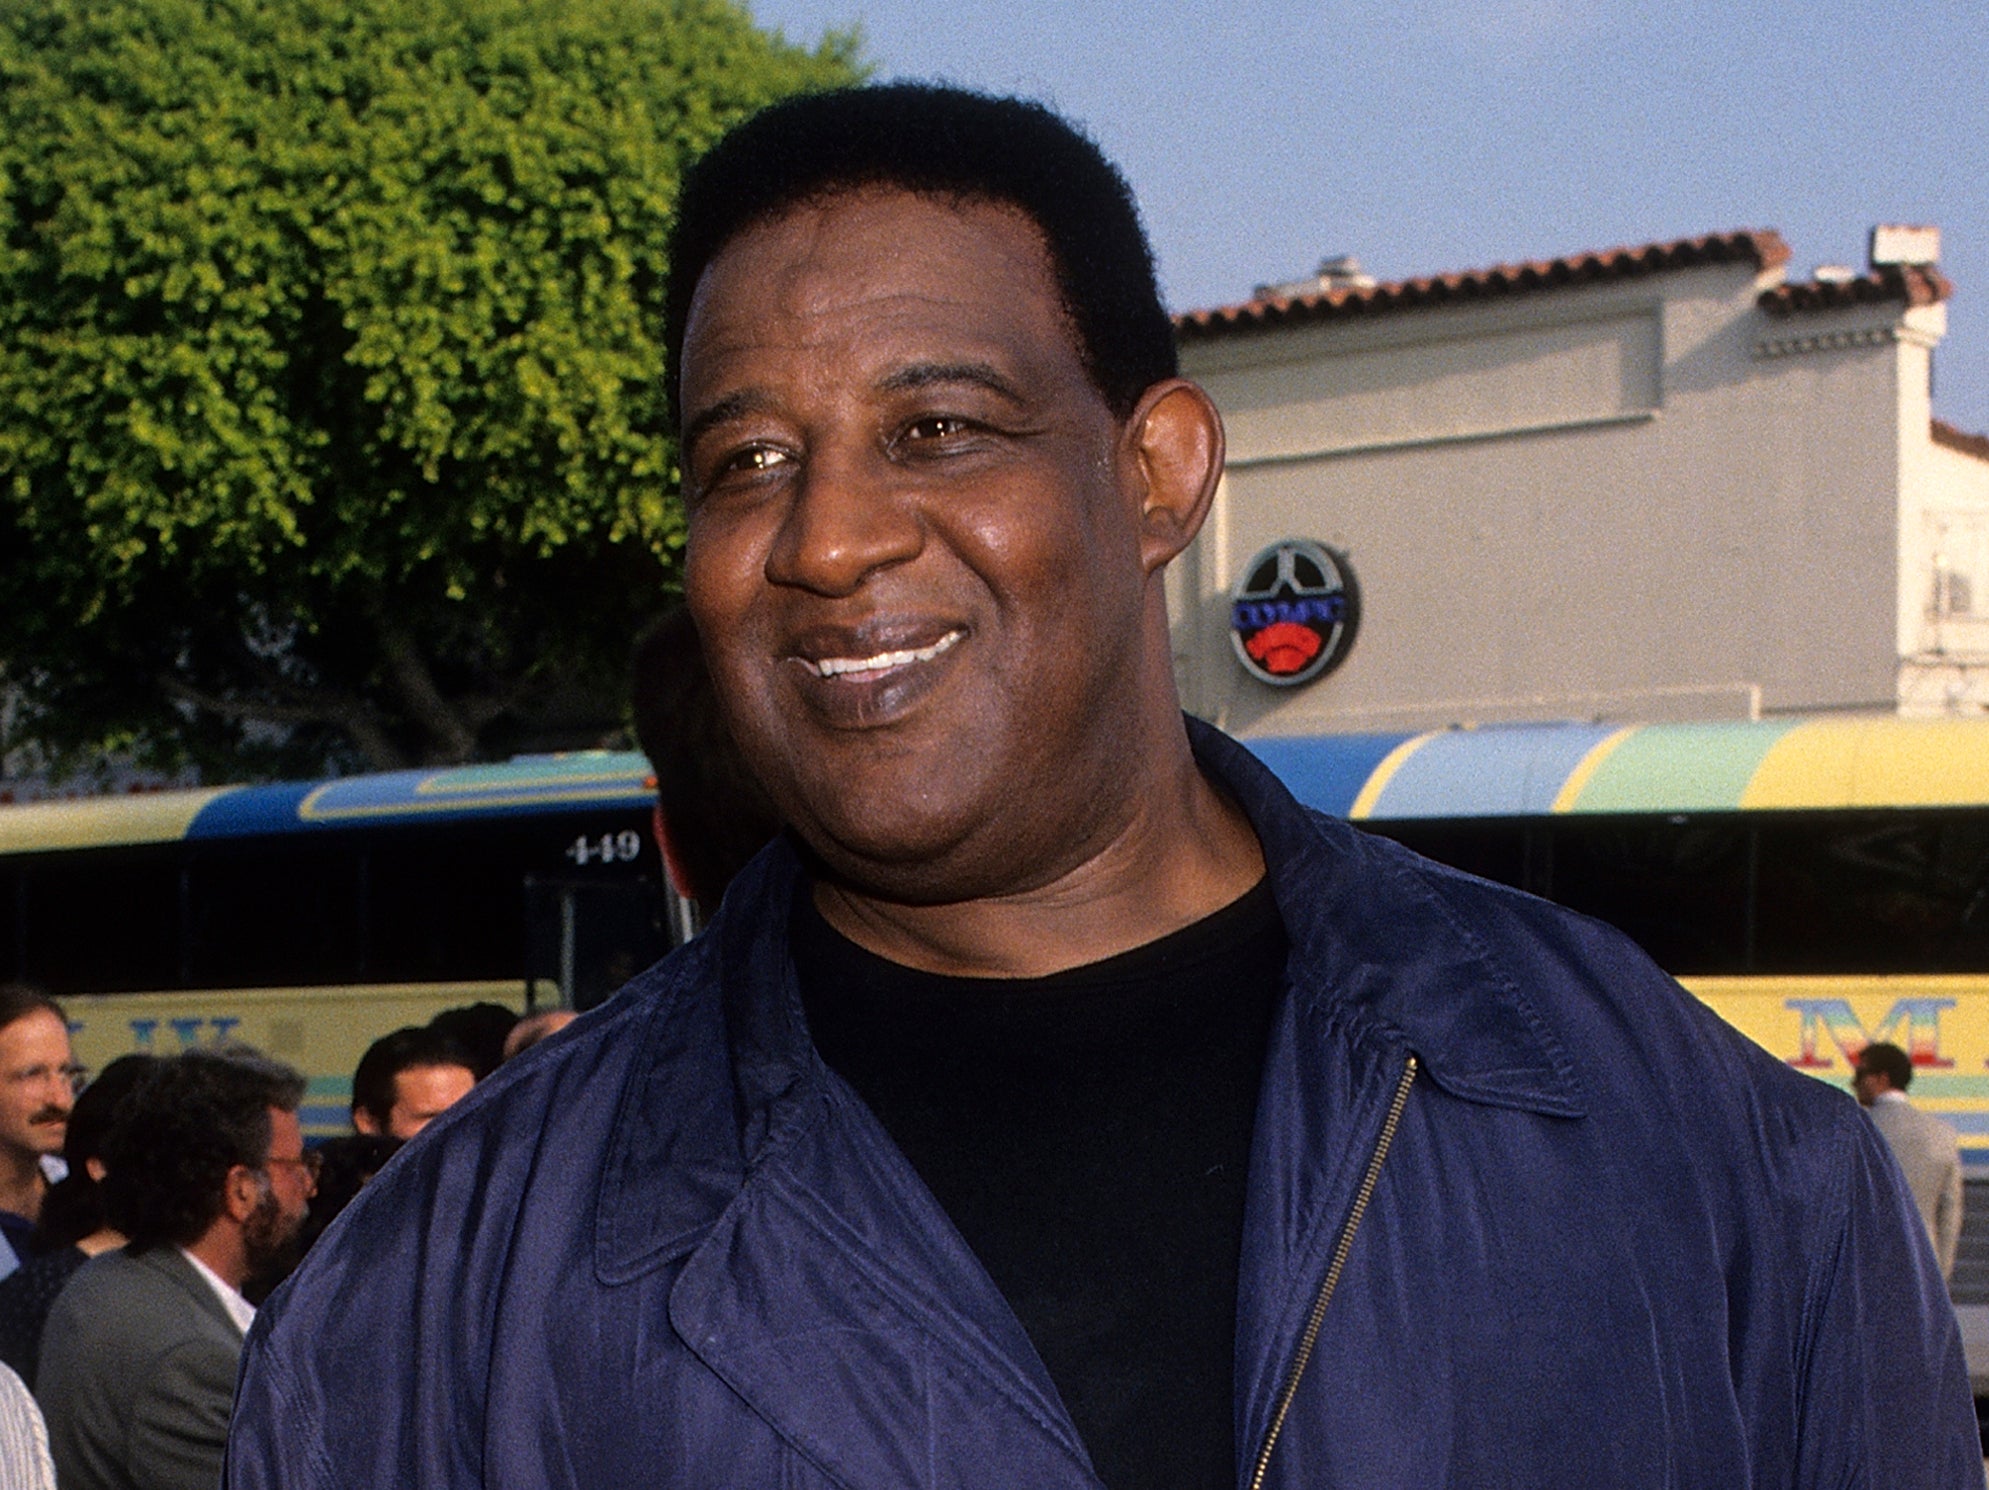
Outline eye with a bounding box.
[901,415,972,443]
[725,445,791,473]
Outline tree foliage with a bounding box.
[0,0,856,776]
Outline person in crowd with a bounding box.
[227,84,1976,1486]
[1854,1040,1965,1279]
[41,1048,311,1490]
[349,1026,476,1141]
[0,1054,155,1384]
[0,986,77,1277]
[290,1133,399,1260]
[424,1002,517,1081]
[629,603,783,915]
[0,1360,54,1490]
[499,1010,577,1064]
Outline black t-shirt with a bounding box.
[793,879,1287,1490]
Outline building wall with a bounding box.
[1173,264,1933,737]
[1901,404,1989,713]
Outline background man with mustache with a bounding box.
[0,985,77,1277]
[227,85,1976,1487]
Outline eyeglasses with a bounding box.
[2,1063,89,1095]
[264,1151,322,1182]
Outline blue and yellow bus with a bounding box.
[0,753,670,1137]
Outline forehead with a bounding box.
[680,187,1087,406]
[0,1009,67,1055]
[267,1106,303,1153]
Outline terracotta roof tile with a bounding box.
[1175,230,1792,342]
[1934,418,1989,463]
[1757,263,1952,316]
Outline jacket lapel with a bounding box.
[601,847,1097,1489]
[668,1082,1100,1490]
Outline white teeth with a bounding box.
[811,629,962,678]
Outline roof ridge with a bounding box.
[1176,229,1790,340]
[1933,418,1989,464]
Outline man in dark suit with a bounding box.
[37,1050,311,1490]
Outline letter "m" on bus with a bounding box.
[1784,998,1955,1070]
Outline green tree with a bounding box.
[0,0,856,777]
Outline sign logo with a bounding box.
[1229,539,1360,687]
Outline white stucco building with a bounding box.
[1169,226,1989,737]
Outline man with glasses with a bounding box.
[38,1049,310,1490]
[0,985,82,1279]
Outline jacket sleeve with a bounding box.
[223,1326,330,1490]
[1936,1142,1964,1282]
[129,1334,238,1490]
[1795,1111,1978,1487]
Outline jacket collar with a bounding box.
[1188,718,1583,1119]
[598,717,1585,1280]
[132,1243,248,1340]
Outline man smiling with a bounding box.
[228,86,1975,1488]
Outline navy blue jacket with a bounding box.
[227,724,1977,1487]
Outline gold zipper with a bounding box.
[1245,1053,1418,1490]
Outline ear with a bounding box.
[1124,378,1224,576]
[352,1107,383,1137]
[652,802,699,902]
[223,1163,265,1225]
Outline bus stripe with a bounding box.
[1366,724,1620,819]
[1550,727,1637,813]
[1744,718,1989,809]
[1349,733,1438,818]
[1564,719,1800,813]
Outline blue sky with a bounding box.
[749,0,1989,435]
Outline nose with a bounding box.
[763,444,923,597]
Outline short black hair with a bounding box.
[34,1053,158,1251]
[1856,1041,1914,1091]
[662,82,1176,426]
[101,1049,307,1251]
[630,605,782,907]
[352,1026,476,1128]
[424,1003,516,1081]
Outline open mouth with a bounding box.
[805,628,963,681]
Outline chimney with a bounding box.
[1254,254,1378,302]
[1870,224,1940,268]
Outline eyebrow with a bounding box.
[681,390,777,453]
[876,360,1028,405]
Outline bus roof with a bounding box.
[0,752,656,854]
[6,715,1989,854]
[1248,715,1989,820]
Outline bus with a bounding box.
[0,753,673,1138]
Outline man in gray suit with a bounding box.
[1854,1042,1965,1280]
[37,1050,313,1490]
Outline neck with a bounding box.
[183,1224,249,1294]
[0,1148,45,1222]
[815,725,1265,978]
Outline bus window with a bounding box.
[14,848,181,993]
[364,826,538,984]
[1544,817,1752,975]
[524,877,671,1011]
[185,845,365,989]
[1371,820,1539,895]
[1754,813,1989,974]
